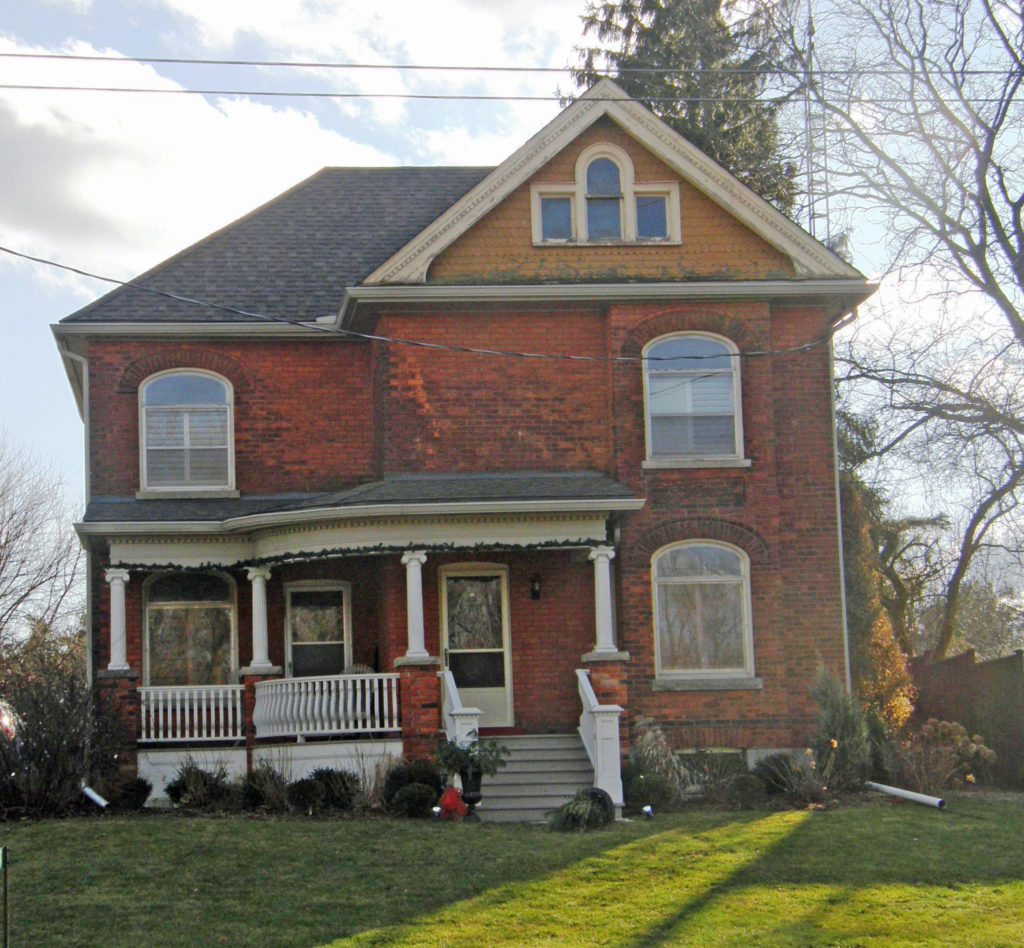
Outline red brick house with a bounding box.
[53,80,873,818]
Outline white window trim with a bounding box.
[642,331,746,465]
[142,571,238,687]
[138,369,236,493]
[284,581,353,678]
[651,540,755,681]
[531,142,680,245]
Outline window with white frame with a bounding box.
[652,542,753,678]
[140,371,233,490]
[644,333,743,460]
[532,143,679,244]
[286,583,351,677]
[145,572,235,686]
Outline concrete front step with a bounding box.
[476,733,594,823]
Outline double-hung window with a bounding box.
[644,334,743,461]
[140,371,233,490]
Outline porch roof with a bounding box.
[81,471,640,528]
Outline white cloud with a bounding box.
[0,37,396,283]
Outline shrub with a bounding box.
[752,753,798,795]
[751,751,825,804]
[884,719,997,795]
[165,759,237,810]
[241,761,289,812]
[679,749,746,802]
[550,788,614,832]
[309,768,361,810]
[629,718,690,802]
[724,773,765,809]
[809,670,871,790]
[287,777,326,815]
[622,763,677,812]
[390,782,439,818]
[382,758,445,812]
[0,642,125,818]
[115,777,152,811]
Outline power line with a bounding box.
[1,244,853,361]
[0,50,1015,78]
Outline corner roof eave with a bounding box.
[75,495,648,539]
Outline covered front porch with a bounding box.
[86,472,642,809]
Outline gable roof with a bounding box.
[60,166,492,324]
[367,78,861,284]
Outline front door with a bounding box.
[440,565,513,727]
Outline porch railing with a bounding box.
[253,673,401,740]
[438,670,482,743]
[576,668,624,807]
[139,685,245,742]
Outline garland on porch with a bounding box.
[109,536,606,572]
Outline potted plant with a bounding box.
[435,731,509,818]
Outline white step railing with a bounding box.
[438,669,482,743]
[576,668,624,808]
[139,685,245,742]
[253,673,401,739]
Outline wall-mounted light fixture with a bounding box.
[529,574,542,600]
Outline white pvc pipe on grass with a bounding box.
[866,781,945,808]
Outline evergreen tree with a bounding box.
[573,0,798,213]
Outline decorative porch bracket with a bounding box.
[576,668,624,812]
[438,669,483,743]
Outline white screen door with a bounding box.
[441,566,513,727]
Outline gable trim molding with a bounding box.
[364,78,862,286]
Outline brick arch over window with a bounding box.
[627,517,769,566]
[619,309,765,361]
[117,349,253,394]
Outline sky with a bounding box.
[0,0,595,500]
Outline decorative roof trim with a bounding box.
[364,78,862,286]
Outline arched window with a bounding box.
[145,572,235,686]
[140,371,233,490]
[532,143,678,244]
[586,157,623,239]
[652,542,753,678]
[644,334,742,460]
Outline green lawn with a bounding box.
[2,795,1023,947]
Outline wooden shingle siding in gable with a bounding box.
[427,119,794,285]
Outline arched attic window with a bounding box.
[532,143,679,244]
[139,370,234,491]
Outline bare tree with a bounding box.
[0,434,82,651]
[773,0,1024,658]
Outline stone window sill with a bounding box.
[653,676,762,692]
[642,458,752,470]
[136,489,240,500]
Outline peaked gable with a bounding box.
[367,78,859,285]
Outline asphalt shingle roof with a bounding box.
[83,471,637,524]
[62,167,493,324]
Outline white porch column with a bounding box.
[401,550,429,660]
[105,568,130,671]
[246,567,274,670]
[589,545,618,654]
